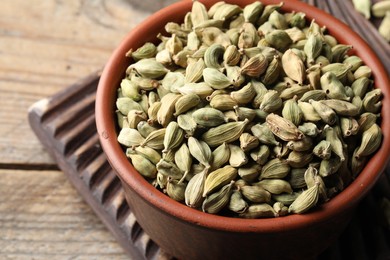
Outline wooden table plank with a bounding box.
[0,0,180,165]
[0,169,128,259]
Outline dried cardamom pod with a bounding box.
[255,179,293,194]
[286,151,313,168]
[163,121,184,153]
[166,177,186,201]
[212,3,241,21]
[185,168,208,208]
[288,168,307,189]
[265,29,293,52]
[257,2,283,25]
[266,113,304,141]
[127,146,161,165]
[354,65,372,79]
[192,107,227,127]
[272,192,300,206]
[313,140,332,160]
[175,143,192,183]
[239,203,277,218]
[304,33,323,65]
[204,44,225,69]
[320,72,350,101]
[358,112,378,133]
[229,144,248,167]
[297,101,322,122]
[269,10,288,29]
[298,122,321,137]
[239,133,259,152]
[141,128,166,150]
[324,125,345,161]
[273,202,289,216]
[230,82,256,105]
[191,0,209,27]
[224,45,241,66]
[202,181,235,214]
[177,114,197,136]
[156,159,183,180]
[351,77,372,98]
[243,1,264,23]
[259,158,290,180]
[287,136,313,152]
[251,123,280,146]
[128,154,157,179]
[157,93,182,127]
[282,49,306,84]
[128,58,168,79]
[319,99,359,117]
[340,117,359,137]
[260,90,283,113]
[309,99,337,125]
[234,106,256,121]
[240,53,268,77]
[288,183,320,214]
[229,190,248,213]
[210,142,231,171]
[201,118,249,147]
[282,96,303,126]
[174,93,201,116]
[137,121,159,138]
[188,136,212,168]
[250,145,270,165]
[238,163,261,182]
[118,128,144,148]
[363,89,382,113]
[279,84,311,100]
[185,58,206,83]
[120,79,141,101]
[130,42,157,61]
[116,97,144,115]
[203,165,237,197]
[178,82,214,99]
[203,67,231,89]
[241,185,271,203]
[319,156,342,177]
[355,124,382,158]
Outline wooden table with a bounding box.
[0,1,176,258]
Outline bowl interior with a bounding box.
[96,0,390,232]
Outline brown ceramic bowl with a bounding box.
[96,0,390,259]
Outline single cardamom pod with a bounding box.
[286,151,313,168]
[259,90,283,113]
[273,202,289,216]
[127,110,147,129]
[130,42,157,61]
[250,145,270,165]
[288,183,320,214]
[141,128,166,150]
[319,156,342,177]
[255,179,293,194]
[191,0,209,27]
[184,168,208,208]
[117,128,144,148]
[320,72,350,101]
[128,154,157,179]
[351,77,372,98]
[188,136,212,168]
[156,159,183,180]
[321,63,352,80]
[178,82,214,99]
[128,58,168,79]
[363,89,382,113]
[358,112,378,133]
[281,49,306,84]
[313,140,332,160]
[204,44,225,69]
[238,22,259,49]
[192,107,227,127]
[298,122,321,137]
[261,54,282,85]
[243,1,264,23]
[266,113,304,141]
[174,93,201,116]
[157,93,182,127]
[265,29,292,52]
[286,136,313,152]
[297,101,322,122]
[288,12,306,29]
[285,27,306,43]
[226,65,246,87]
[127,146,161,165]
[212,3,241,21]
[282,96,303,126]
[229,144,248,167]
[201,27,231,48]
[309,99,337,125]
[202,181,234,214]
[259,158,290,180]
[187,31,200,51]
[203,67,232,89]
[137,121,159,138]
[239,203,277,218]
[354,65,372,79]
[175,143,192,183]
[234,106,256,121]
[116,97,144,115]
[239,132,260,152]
[166,178,186,202]
[185,58,206,83]
[177,114,197,137]
[351,147,368,178]
[224,45,241,66]
[279,84,311,100]
[343,55,363,71]
[304,33,323,65]
[240,53,268,77]
[163,121,184,153]
[229,190,248,213]
[238,163,262,182]
[166,34,183,55]
[340,117,359,137]
[272,192,300,206]
[241,185,271,203]
[201,118,249,147]
[210,142,231,171]
[306,63,322,89]
[120,79,141,101]
[251,123,280,146]
[355,123,382,158]
[269,10,288,29]
[230,82,256,105]
[203,165,237,197]
[324,125,345,161]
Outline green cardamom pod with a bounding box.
[298,122,321,137]
[203,165,237,197]
[266,113,304,141]
[239,133,260,152]
[309,99,337,125]
[184,168,208,208]
[259,158,290,180]
[185,58,206,83]
[255,179,293,194]
[250,145,270,165]
[228,190,248,213]
[178,82,214,99]
[240,53,268,77]
[163,121,184,153]
[355,123,382,158]
[288,183,320,214]
[174,93,201,116]
[166,178,186,202]
[202,181,234,214]
[201,118,249,147]
[192,107,227,127]
[238,163,262,182]
[128,154,157,179]
[313,140,332,160]
[363,89,382,113]
[117,128,144,148]
[251,123,280,146]
[282,49,306,84]
[128,58,168,79]
[188,136,212,168]
[229,144,248,167]
[239,203,277,218]
[282,96,303,126]
[141,128,166,150]
[260,90,283,113]
[241,185,271,203]
[157,93,182,127]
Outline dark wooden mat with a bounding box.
[28,1,390,259]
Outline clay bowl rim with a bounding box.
[96,0,390,233]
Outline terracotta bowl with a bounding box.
[96,0,390,259]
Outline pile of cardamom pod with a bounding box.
[115,1,383,218]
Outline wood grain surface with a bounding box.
[0,0,176,259]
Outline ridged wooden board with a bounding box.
[28,1,390,259]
